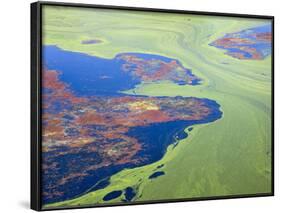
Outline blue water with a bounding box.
[43,45,200,97]
[43,46,141,96]
[234,24,271,36]
[42,148,134,203]
[90,178,110,192]
[103,190,123,201]
[124,187,136,202]
[227,48,252,58]
[149,171,165,179]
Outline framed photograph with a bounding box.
[31,1,274,211]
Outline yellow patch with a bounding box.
[128,101,159,111]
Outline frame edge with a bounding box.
[38,0,274,19]
[31,1,42,211]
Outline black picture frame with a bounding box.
[31,1,274,211]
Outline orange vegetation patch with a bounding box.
[76,111,107,125]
